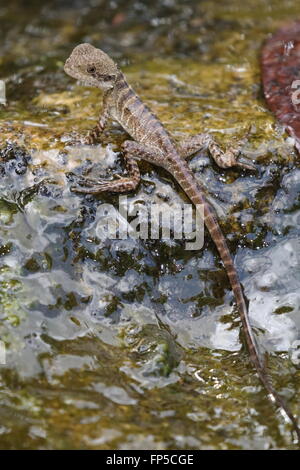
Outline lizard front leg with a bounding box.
[84,91,112,145]
[178,133,255,170]
[67,91,112,146]
[70,140,142,194]
[84,109,109,145]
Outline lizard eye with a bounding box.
[87,66,96,74]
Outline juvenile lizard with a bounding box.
[64,43,300,441]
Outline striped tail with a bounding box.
[170,157,300,441]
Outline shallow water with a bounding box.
[0,0,300,449]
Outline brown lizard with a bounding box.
[64,43,300,441]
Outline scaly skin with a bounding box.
[64,43,300,442]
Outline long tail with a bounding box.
[203,202,300,441]
[171,157,300,441]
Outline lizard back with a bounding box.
[112,72,175,154]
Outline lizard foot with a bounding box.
[235,155,257,171]
[71,182,116,194]
[217,146,257,171]
[63,131,88,147]
[64,128,103,147]
[228,129,257,171]
[70,176,139,194]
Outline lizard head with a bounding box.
[64,43,119,90]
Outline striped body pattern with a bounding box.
[112,72,173,154]
[64,43,300,441]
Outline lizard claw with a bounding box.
[64,131,89,147]
[70,183,111,194]
[232,131,257,171]
[70,179,116,194]
[221,145,257,171]
[71,176,99,186]
[235,156,257,171]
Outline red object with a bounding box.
[261,21,300,153]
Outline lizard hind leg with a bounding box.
[70,140,165,195]
[70,151,141,195]
[178,133,256,170]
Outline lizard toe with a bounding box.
[236,156,257,171]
